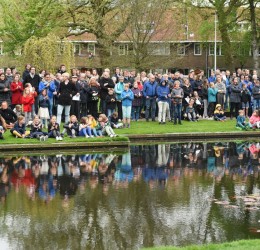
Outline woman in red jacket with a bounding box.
[10,74,23,109]
[21,88,34,124]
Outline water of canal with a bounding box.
[0,141,259,249]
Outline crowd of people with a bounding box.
[0,64,260,139]
[0,142,259,203]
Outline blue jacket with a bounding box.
[121,89,134,106]
[114,82,124,101]
[39,94,50,108]
[39,80,56,99]
[157,85,170,102]
[143,81,158,98]
[237,115,245,125]
[208,87,218,103]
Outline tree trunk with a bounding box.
[249,0,259,73]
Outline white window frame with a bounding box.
[14,47,22,56]
[148,43,170,56]
[209,43,222,56]
[74,43,81,55]
[177,44,186,56]
[194,43,202,55]
[118,44,128,56]
[88,43,95,55]
[0,43,3,55]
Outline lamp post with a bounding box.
[214,11,217,72]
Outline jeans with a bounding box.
[107,109,115,118]
[173,103,182,122]
[253,99,260,111]
[49,98,53,117]
[145,97,156,120]
[48,130,61,138]
[203,99,208,118]
[157,101,169,122]
[57,105,71,125]
[79,127,92,136]
[230,102,240,118]
[131,106,141,121]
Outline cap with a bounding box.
[189,69,194,73]
[216,104,221,108]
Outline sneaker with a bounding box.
[39,136,44,141]
[56,136,59,141]
[85,135,89,138]
[44,135,48,141]
[90,135,94,138]
[110,134,114,137]
[59,136,63,141]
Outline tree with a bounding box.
[0,0,62,55]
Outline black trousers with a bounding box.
[230,102,240,118]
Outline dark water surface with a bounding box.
[0,142,260,249]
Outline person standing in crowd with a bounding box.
[171,80,184,125]
[21,87,34,124]
[23,66,41,115]
[5,68,13,85]
[38,73,56,117]
[10,74,23,109]
[78,73,88,117]
[131,81,143,122]
[252,80,260,111]
[157,80,170,124]
[0,73,11,106]
[215,75,226,109]
[99,71,115,114]
[143,74,158,122]
[208,82,218,119]
[230,77,241,119]
[70,75,81,120]
[114,75,124,120]
[87,77,100,118]
[241,83,251,117]
[53,73,62,116]
[57,73,77,125]
[22,64,31,83]
[105,89,117,118]
[121,83,134,128]
[57,64,66,74]
[201,79,209,119]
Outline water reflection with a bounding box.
[0,142,259,249]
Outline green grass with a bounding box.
[143,239,260,250]
[116,119,250,135]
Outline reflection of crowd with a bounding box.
[0,142,259,202]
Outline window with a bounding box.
[118,44,128,55]
[0,43,3,55]
[74,44,81,55]
[148,43,170,56]
[88,43,95,55]
[14,48,22,56]
[209,43,222,56]
[194,43,202,55]
[58,43,65,54]
[177,44,186,56]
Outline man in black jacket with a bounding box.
[0,101,17,128]
[23,66,41,115]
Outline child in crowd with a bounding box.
[10,115,30,138]
[38,89,50,128]
[214,104,227,121]
[0,115,7,139]
[21,88,34,125]
[24,83,37,117]
[63,115,79,138]
[249,110,260,129]
[193,91,203,117]
[121,83,134,128]
[98,114,117,137]
[236,110,250,130]
[48,115,62,141]
[13,105,23,117]
[79,117,93,138]
[110,112,123,129]
[208,82,218,118]
[241,83,251,117]
[29,115,48,141]
[105,88,117,118]
[185,99,198,122]
[88,115,103,137]
[131,82,143,121]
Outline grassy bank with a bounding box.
[0,119,258,144]
[143,239,260,250]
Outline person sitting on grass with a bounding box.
[28,115,48,141]
[0,101,17,129]
[110,112,123,129]
[185,98,198,122]
[236,109,250,130]
[10,115,30,138]
[214,104,226,121]
[0,115,7,139]
[249,110,260,130]
[87,115,103,137]
[63,115,79,138]
[98,114,117,137]
[48,115,62,141]
[79,117,93,138]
